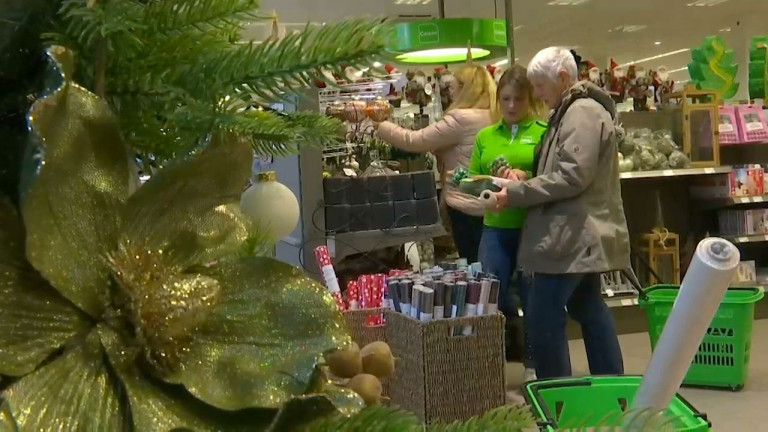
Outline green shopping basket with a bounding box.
[638,284,764,391]
[523,375,711,431]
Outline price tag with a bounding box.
[738,236,748,243]
[754,196,764,202]
[704,167,716,174]
[662,169,674,176]
[621,298,635,307]
[605,289,615,297]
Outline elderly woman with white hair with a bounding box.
[491,46,631,379]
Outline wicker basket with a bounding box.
[385,310,506,424]
[342,308,388,348]
[343,308,389,396]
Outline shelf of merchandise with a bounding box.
[328,223,446,262]
[723,234,768,244]
[695,194,768,210]
[619,166,732,180]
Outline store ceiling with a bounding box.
[250,0,768,83]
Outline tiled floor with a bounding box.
[505,319,768,430]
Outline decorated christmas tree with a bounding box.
[687,35,739,100]
[0,1,691,430]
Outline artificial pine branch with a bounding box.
[48,0,391,162]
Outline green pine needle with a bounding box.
[47,0,391,163]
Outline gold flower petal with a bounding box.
[0,401,18,431]
[172,257,349,411]
[3,330,126,431]
[97,325,274,432]
[116,133,252,278]
[0,197,91,377]
[22,46,135,317]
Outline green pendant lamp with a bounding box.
[388,18,508,64]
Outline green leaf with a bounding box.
[171,257,350,410]
[22,46,135,318]
[0,198,91,377]
[3,330,127,431]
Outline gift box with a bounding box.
[718,105,740,145]
[735,104,768,143]
[385,310,505,424]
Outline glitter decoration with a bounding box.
[0,46,354,430]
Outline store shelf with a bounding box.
[329,223,446,261]
[695,194,768,210]
[620,166,732,180]
[723,234,768,244]
[604,292,640,308]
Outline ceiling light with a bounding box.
[655,41,662,45]
[667,67,688,73]
[388,18,507,64]
[494,59,509,67]
[548,0,590,5]
[397,48,492,63]
[687,0,728,6]
[618,48,691,67]
[394,0,433,4]
[719,27,732,32]
[609,25,647,33]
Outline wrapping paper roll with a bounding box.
[630,237,740,421]
[479,189,497,209]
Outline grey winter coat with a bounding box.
[506,81,631,274]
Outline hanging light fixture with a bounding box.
[388,18,508,64]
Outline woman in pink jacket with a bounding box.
[376,66,498,262]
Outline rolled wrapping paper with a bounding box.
[314,246,345,310]
[420,288,435,322]
[451,282,468,335]
[388,280,402,312]
[433,281,445,320]
[477,278,492,315]
[630,238,741,422]
[479,189,497,209]
[410,285,423,319]
[400,280,413,316]
[487,279,501,315]
[462,281,482,335]
[443,279,454,318]
[346,280,360,310]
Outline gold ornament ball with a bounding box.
[240,171,300,242]
[360,341,395,379]
[325,342,362,378]
[346,373,383,406]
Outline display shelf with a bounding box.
[620,166,732,180]
[695,194,768,210]
[329,224,446,261]
[604,292,640,308]
[723,233,768,244]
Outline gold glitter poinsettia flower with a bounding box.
[0,46,356,431]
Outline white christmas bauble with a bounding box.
[240,171,300,242]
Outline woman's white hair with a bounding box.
[527,47,578,83]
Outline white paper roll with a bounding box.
[479,190,497,209]
[630,237,740,420]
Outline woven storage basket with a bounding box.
[342,308,388,348]
[385,310,506,423]
[343,308,389,396]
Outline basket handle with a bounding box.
[620,267,648,301]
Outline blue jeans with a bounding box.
[447,206,484,263]
[478,227,534,368]
[528,273,624,379]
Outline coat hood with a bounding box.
[555,80,617,122]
